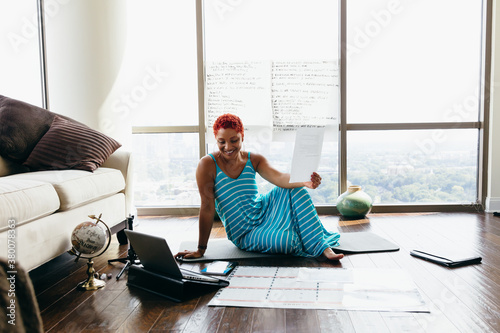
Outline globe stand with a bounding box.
[78,259,106,290]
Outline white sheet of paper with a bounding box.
[297,267,354,283]
[289,127,325,183]
[208,266,429,312]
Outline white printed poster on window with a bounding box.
[271,61,339,141]
[205,61,272,144]
[205,60,339,143]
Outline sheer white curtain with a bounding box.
[44,0,128,141]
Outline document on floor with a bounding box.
[289,127,325,183]
[208,266,429,312]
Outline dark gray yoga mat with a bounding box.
[178,232,399,262]
[333,232,400,254]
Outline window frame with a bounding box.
[38,0,50,109]
[130,0,491,215]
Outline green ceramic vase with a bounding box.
[336,185,372,218]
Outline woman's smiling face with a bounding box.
[216,128,243,159]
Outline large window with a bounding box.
[126,0,487,212]
[126,0,200,207]
[0,1,489,213]
[344,0,483,205]
[204,0,340,203]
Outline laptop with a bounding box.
[124,230,229,286]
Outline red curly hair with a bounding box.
[213,114,244,138]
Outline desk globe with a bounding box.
[70,214,111,290]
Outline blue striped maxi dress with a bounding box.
[209,153,340,258]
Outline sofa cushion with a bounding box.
[5,168,125,211]
[23,116,122,172]
[0,179,60,232]
[0,95,55,163]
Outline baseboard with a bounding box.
[137,207,200,216]
[485,197,500,212]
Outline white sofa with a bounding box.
[0,95,134,271]
[0,150,134,272]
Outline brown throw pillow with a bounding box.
[23,115,122,172]
[0,95,55,162]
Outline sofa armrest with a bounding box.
[101,149,135,216]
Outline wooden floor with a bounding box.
[31,212,500,333]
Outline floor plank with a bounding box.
[218,307,254,333]
[180,293,225,333]
[251,308,286,333]
[284,309,321,333]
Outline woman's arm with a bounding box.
[175,156,216,259]
[252,153,322,189]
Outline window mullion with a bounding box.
[37,0,50,109]
[347,122,482,131]
[196,0,206,159]
[339,0,347,195]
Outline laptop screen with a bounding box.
[124,230,183,279]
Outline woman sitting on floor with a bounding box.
[175,113,343,261]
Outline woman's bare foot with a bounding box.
[322,248,344,261]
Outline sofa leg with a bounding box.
[116,229,128,245]
[108,214,139,280]
[115,215,134,245]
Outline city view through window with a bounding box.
[130,0,483,209]
[132,128,478,207]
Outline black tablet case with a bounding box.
[410,249,482,268]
